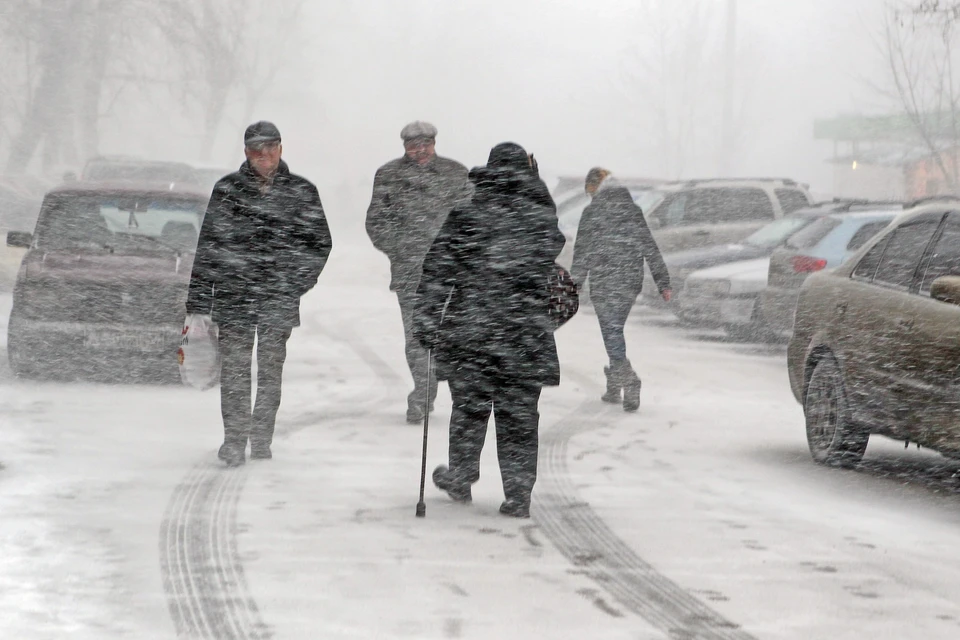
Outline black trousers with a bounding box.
[397,289,438,406]
[218,323,292,447]
[447,373,543,504]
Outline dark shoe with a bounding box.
[617,360,641,413]
[406,402,426,424]
[250,443,272,460]
[601,366,621,404]
[432,465,472,503]
[217,441,246,467]
[499,499,531,518]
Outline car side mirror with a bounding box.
[931,276,960,305]
[6,231,32,249]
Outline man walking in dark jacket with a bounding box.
[572,168,671,412]
[365,121,470,423]
[186,121,333,467]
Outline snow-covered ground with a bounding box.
[3,240,960,639]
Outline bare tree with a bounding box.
[881,1,960,192]
[154,0,305,163]
[619,1,764,180]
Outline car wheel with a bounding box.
[804,356,868,468]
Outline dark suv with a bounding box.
[6,182,209,380]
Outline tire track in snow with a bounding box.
[533,373,756,640]
[160,322,399,638]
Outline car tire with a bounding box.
[804,356,868,468]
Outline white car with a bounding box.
[679,257,772,339]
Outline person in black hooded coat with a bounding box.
[413,142,565,518]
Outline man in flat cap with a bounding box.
[186,120,333,466]
[366,121,470,423]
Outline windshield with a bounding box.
[785,216,841,250]
[744,216,815,249]
[33,193,205,253]
[634,189,666,213]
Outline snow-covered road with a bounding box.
[2,240,960,639]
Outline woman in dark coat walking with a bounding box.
[413,142,565,518]
[571,168,671,412]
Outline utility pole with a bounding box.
[720,0,737,176]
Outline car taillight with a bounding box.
[792,256,827,273]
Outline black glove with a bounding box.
[412,318,440,351]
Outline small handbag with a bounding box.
[548,263,579,329]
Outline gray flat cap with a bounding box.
[401,121,438,142]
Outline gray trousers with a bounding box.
[218,323,292,447]
[397,289,439,407]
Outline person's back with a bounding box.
[414,142,565,518]
[571,168,671,412]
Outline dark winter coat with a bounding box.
[186,160,332,327]
[413,143,566,386]
[571,181,670,298]
[365,154,470,292]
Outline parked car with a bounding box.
[678,257,772,339]
[81,156,200,186]
[191,166,233,194]
[643,178,813,254]
[760,204,903,333]
[6,181,209,381]
[788,201,960,467]
[642,200,880,307]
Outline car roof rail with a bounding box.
[680,177,799,187]
[834,199,904,212]
[905,194,960,208]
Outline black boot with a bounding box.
[217,439,246,467]
[499,499,531,518]
[601,366,621,404]
[616,359,641,413]
[432,465,472,503]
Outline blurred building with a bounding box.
[815,113,960,200]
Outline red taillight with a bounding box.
[792,256,827,273]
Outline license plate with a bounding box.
[720,298,756,323]
[84,328,168,350]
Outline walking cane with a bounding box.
[415,349,432,518]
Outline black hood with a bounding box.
[468,142,554,212]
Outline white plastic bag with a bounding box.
[178,314,220,390]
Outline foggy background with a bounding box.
[1,0,889,232]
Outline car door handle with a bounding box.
[693,230,710,236]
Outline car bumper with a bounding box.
[679,293,758,326]
[9,318,182,361]
[759,287,800,332]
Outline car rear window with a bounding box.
[34,193,205,253]
[775,189,810,214]
[685,188,775,225]
[785,216,840,249]
[846,220,890,251]
[744,216,814,249]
